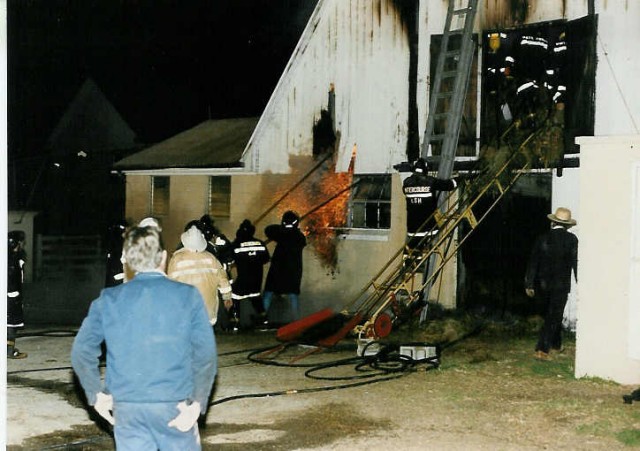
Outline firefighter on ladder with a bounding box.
[402,158,457,250]
[402,158,457,310]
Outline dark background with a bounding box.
[7,0,317,214]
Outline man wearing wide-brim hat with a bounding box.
[525,207,578,360]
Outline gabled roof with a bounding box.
[47,78,138,156]
[113,117,259,171]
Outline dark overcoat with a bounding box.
[264,224,306,295]
[525,226,578,294]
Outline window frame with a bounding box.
[347,174,392,230]
[208,175,231,219]
[150,176,170,217]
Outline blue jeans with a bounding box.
[263,291,299,320]
[114,401,201,451]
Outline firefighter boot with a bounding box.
[229,315,240,333]
[256,312,269,330]
[7,340,27,359]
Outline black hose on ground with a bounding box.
[210,340,441,407]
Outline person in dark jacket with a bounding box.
[199,215,234,270]
[525,207,578,360]
[104,219,128,287]
[7,231,27,359]
[230,219,270,329]
[402,158,457,249]
[263,211,307,321]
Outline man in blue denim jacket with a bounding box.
[72,226,217,450]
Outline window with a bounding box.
[151,176,170,216]
[348,175,391,229]
[208,176,231,218]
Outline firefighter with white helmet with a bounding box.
[168,224,232,326]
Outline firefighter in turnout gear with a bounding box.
[199,214,234,270]
[402,158,457,250]
[168,225,232,326]
[230,219,270,329]
[7,231,28,359]
[105,219,128,287]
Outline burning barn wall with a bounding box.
[123,165,412,321]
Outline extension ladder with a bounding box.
[346,125,547,339]
[421,0,479,178]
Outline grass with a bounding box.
[389,313,640,447]
[617,428,640,446]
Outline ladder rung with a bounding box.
[466,211,478,228]
[453,7,473,16]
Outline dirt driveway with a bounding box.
[6,319,640,450]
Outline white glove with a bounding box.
[168,401,201,432]
[94,392,115,425]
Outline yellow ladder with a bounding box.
[345,127,546,339]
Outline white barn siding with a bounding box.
[594,1,640,135]
[576,136,640,384]
[244,0,411,175]
[571,3,640,383]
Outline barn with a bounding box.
[113,0,640,383]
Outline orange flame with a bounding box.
[270,147,356,271]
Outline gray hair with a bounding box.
[123,226,164,272]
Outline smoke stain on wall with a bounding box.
[481,0,532,29]
[391,0,420,161]
[510,0,530,24]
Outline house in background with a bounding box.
[44,77,141,235]
[114,1,639,382]
[18,78,143,325]
[113,117,260,250]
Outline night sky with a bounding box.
[8,0,317,162]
